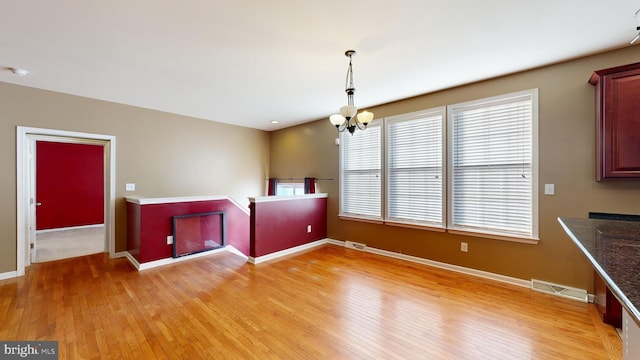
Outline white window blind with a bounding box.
[340,122,382,219]
[448,90,537,238]
[386,109,444,226]
[276,182,304,196]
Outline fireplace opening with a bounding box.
[172,211,225,258]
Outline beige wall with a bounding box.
[0,83,269,273]
[270,46,640,291]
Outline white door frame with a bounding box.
[16,126,116,276]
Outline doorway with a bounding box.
[35,226,105,262]
[16,127,116,276]
[33,140,105,262]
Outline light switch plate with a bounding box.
[125,183,135,191]
[544,183,554,195]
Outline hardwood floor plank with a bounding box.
[0,245,621,359]
[589,302,624,359]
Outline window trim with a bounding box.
[338,89,539,243]
[384,107,446,229]
[275,182,305,196]
[338,120,383,221]
[446,89,539,242]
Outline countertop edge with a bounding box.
[558,217,640,327]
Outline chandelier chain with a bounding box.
[345,56,355,106]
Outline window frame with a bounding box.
[338,89,539,243]
[275,182,305,196]
[384,107,446,229]
[338,120,383,222]
[446,89,539,242]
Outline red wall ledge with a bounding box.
[126,195,250,266]
[248,194,328,261]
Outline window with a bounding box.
[338,89,538,242]
[276,182,304,196]
[339,122,382,219]
[386,108,445,227]
[447,89,538,239]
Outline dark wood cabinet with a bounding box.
[589,62,640,181]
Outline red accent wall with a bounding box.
[126,202,141,260]
[250,197,327,258]
[127,199,250,263]
[36,141,104,230]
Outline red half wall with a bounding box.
[126,197,250,263]
[249,195,327,258]
[36,141,104,230]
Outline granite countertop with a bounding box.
[558,217,640,326]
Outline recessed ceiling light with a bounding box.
[8,67,29,76]
[270,120,279,124]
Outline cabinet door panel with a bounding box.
[607,72,640,173]
[592,63,640,180]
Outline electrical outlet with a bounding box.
[461,242,468,252]
[167,235,173,245]
[307,225,312,233]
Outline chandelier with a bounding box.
[329,50,374,134]
[632,8,640,44]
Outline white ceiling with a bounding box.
[1,1,638,131]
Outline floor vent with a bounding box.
[531,279,588,303]
[345,241,367,251]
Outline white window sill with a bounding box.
[447,229,539,244]
[338,214,383,225]
[338,215,539,244]
[384,220,446,232]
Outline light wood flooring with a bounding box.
[0,245,621,359]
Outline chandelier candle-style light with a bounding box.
[329,50,374,134]
[631,8,640,44]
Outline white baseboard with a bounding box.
[362,243,531,288]
[248,239,330,264]
[245,237,527,291]
[226,246,249,260]
[112,251,129,259]
[36,224,104,234]
[124,252,142,270]
[328,238,590,302]
[1,237,594,304]
[326,239,345,246]
[0,270,18,281]
[124,245,245,271]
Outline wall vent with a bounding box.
[345,241,366,251]
[531,279,588,303]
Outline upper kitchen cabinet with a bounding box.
[589,62,640,181]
